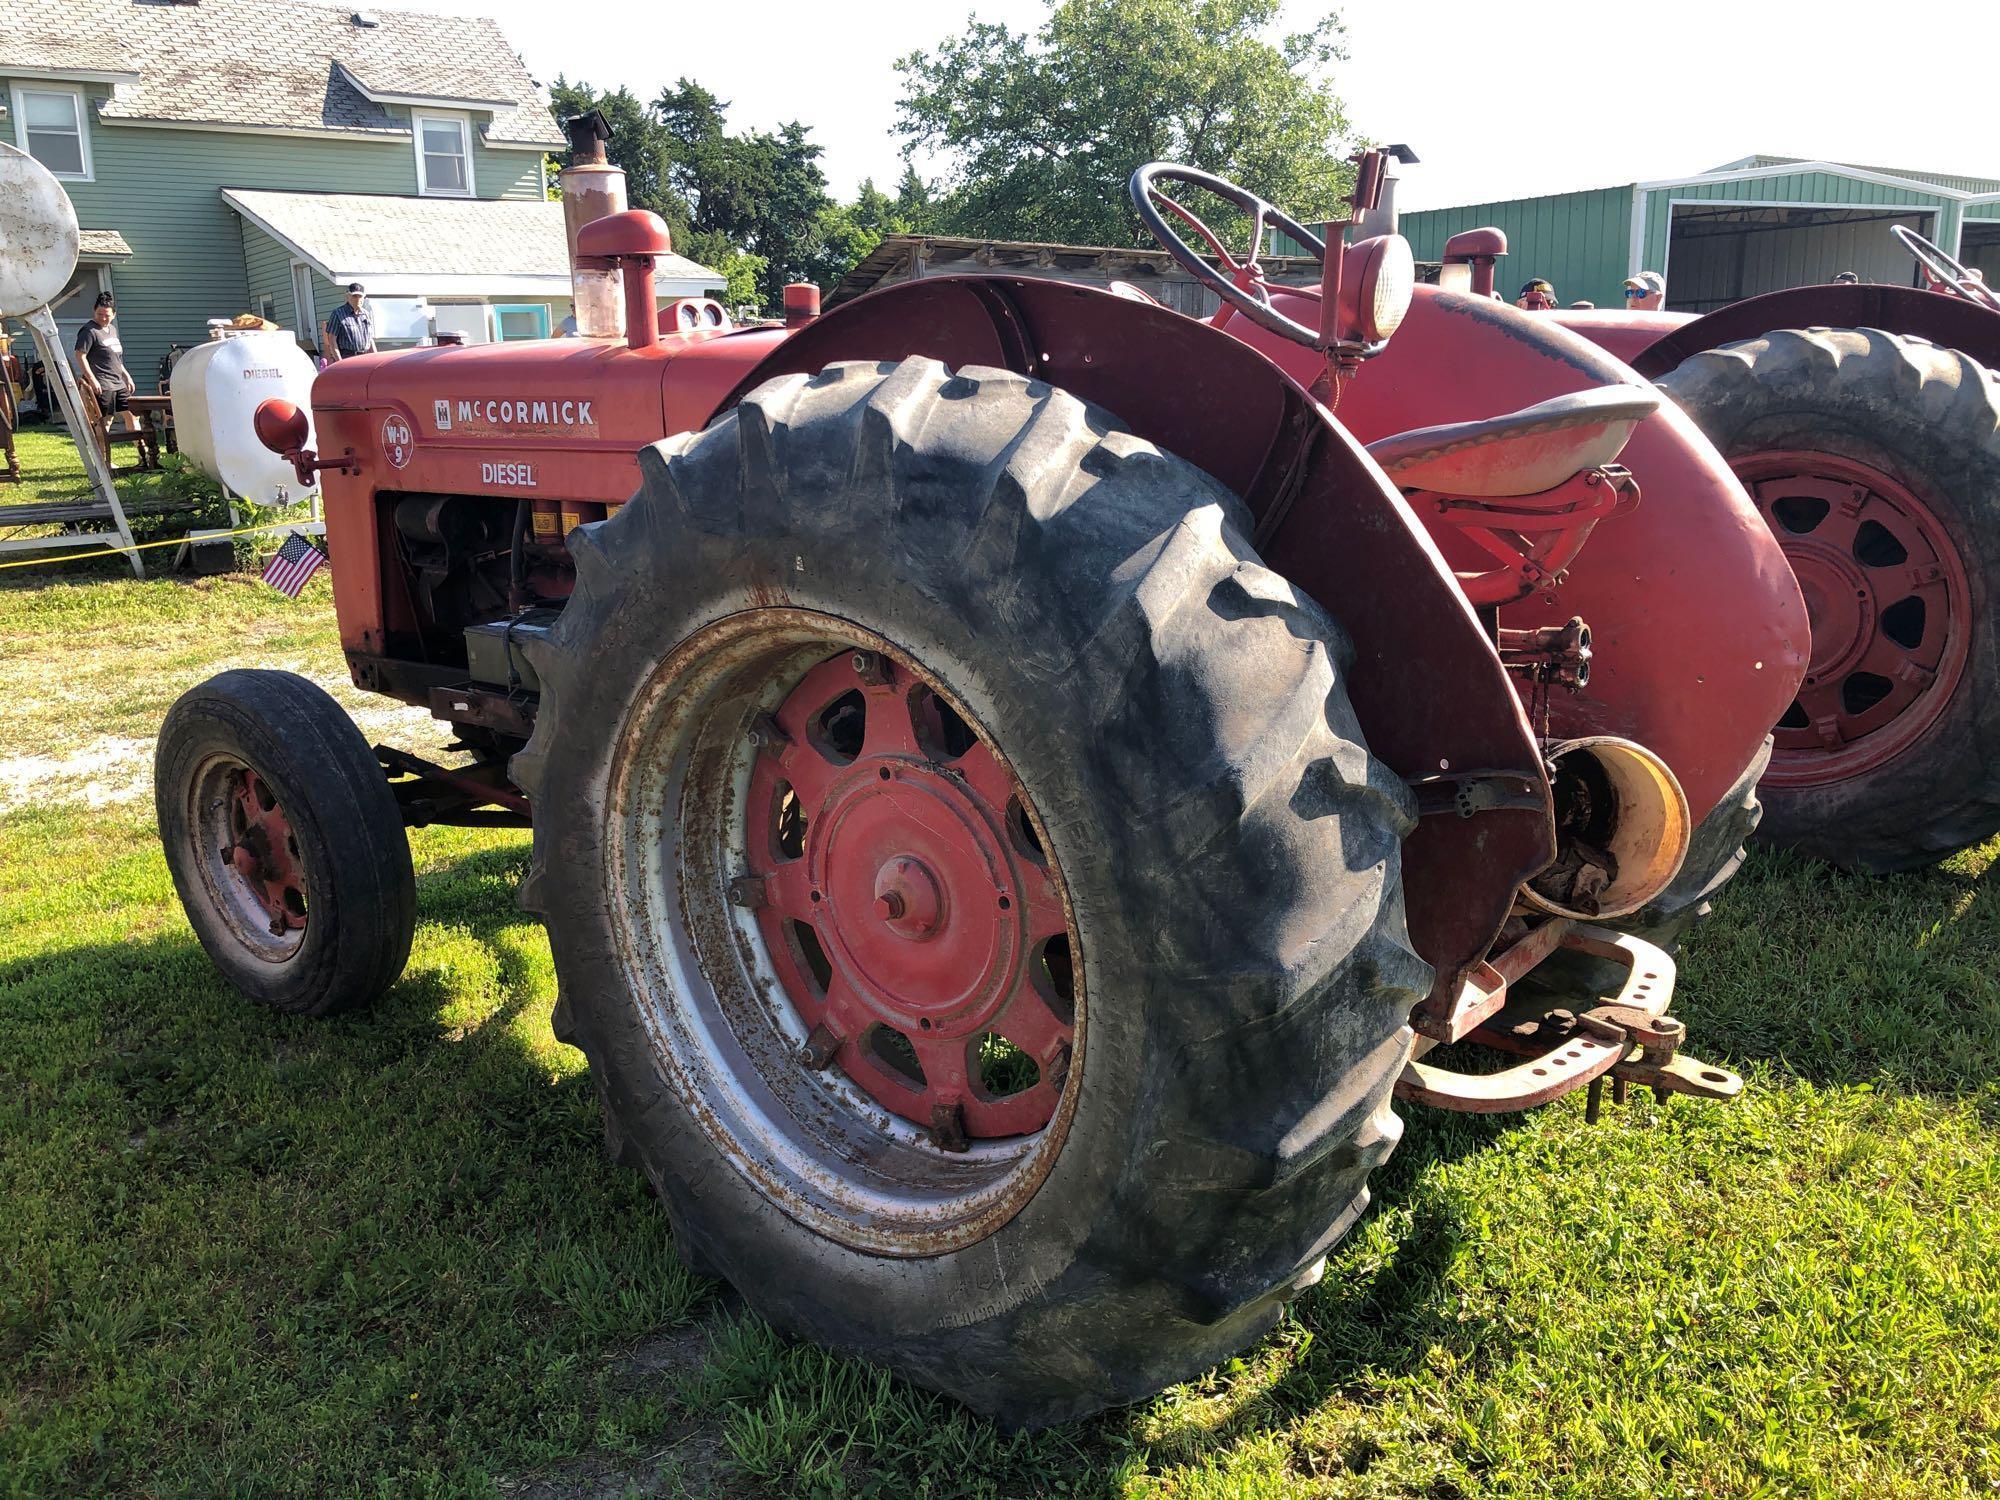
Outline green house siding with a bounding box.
[474,138,545,201]
[239,215,297,327]
[1401,186,1635,308]
[6,78,553,386]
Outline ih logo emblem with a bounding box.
[382,413,415,469]
[433,399,452,431]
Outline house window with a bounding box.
[493,304,549,341]
[414,112,471,196]
[12,85,91,180]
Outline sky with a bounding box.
[413,0,2000,210]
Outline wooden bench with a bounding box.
[76,380,159,476]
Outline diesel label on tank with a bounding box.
[433,397,597,437]
[480,461,539,487]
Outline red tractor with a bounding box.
[1434,223,2000,872]
[152,128,1802,1425]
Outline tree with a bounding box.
[547,79,674,221]
[895,0,1357,248]
[807,177,919,293]
[892,166,937,230]
[651,84,833,311]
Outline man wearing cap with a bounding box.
[322,283,376,363]
[1622,273,1666,312]
[1516,279,1557,311]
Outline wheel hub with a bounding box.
[872,856,941,940]
[744,648,1077,1143]
[226,768,306,936]
[1786,540,1876,681]
[1740,451,1972,786]
[812,762,1024,1040]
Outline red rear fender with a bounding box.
[1233,285,1807,823]
[1585,283,2000,379]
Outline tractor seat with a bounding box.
[1364,385,1661,498]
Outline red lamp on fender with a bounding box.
[254,398,357,486]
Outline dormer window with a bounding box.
[11,85,91,180]
[414,111,471,196]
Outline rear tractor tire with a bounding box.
[1659,327,2000,871]
[155,669,416,1016]
[512,357,1430,1426]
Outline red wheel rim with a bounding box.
[744,649,1075,1143]
[190,756,308,959]
[605,610,1087,1255]
[1739,451,1973,788]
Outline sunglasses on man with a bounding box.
[1623,286,1646,297]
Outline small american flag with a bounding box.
[261,531,327,599]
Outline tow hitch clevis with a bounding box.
[1395,921,1743,1118]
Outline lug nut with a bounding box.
[799,1022,843,1070]
[1046,1042,1072,1092]
[727,874,767,909]
[851,650,891,686]
[929,1099,969,1153]
[746,712,790,755]
[876,891,906,921]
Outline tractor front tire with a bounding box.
[1659,327,2000,870]
[156,669,416,1016]
[513,358,1429,1426]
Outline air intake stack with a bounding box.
[561,110,628,339]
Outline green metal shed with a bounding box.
[1398,155,2000,312]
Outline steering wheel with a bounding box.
[1129,163,1330,347]
[1891,224,2000,312]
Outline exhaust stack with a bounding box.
[561,110,627,339]
[1353,143,1418,240]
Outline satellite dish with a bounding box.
[0,142,81,318]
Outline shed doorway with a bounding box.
[1663,204,1936,311]
[1961,220,2000,283]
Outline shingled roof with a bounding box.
[222,188,722,295]
[0,0,562,146]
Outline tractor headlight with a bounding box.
[1348,234,1416,344]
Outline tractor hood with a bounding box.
[311,327,789,504]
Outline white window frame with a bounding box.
[11,83,92,181]
[291,263,318,341]
[413,110,473,198]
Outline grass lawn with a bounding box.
[3,552,1999,1494]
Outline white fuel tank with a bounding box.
[169,332,319,503]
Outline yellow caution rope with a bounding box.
[0,518,319,571]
